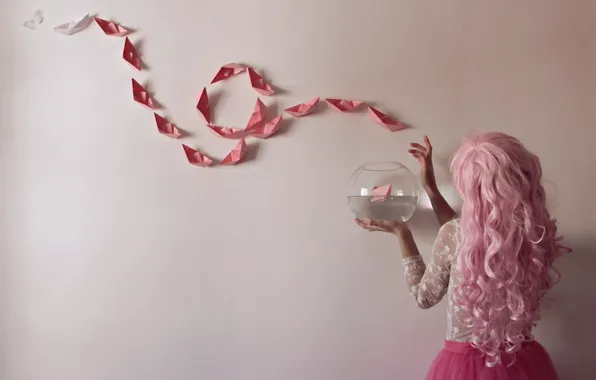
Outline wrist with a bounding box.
[393,223,411,237]
[424,184,439,196]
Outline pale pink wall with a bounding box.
[1,1,595,379]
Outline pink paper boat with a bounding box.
[371,184,392,203]
[205,125,247,139]
[220,138,248,165]
[245,98,267,131]
[284,97,320,117]
[368,107,406,132]
[94,17,128,36]
[132,79,154,110]
[183,145,213,167]
[196,88,210,124]
[154,113,181,138]
[210,63,247,84]
[325,98,364,112]
[247,67,275,96]
[248,115,283,139]
[123,37,141,71]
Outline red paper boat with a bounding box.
[284,97,319,117]
[325,98,364,112]
[154,113,181,138]
[220,138,248,165]
[248,115,283,139]
[196,88,210,124]
[183,145,213,167]
[368,107,406,132]
[247,67,275,96]
[123,37,141,71]
[210,63,247,84]
[132,79,154,110]
[94,17,128,36]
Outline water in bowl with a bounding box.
[348,195,418,222]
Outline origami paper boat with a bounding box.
[183,145,213,167]
[210,63,247,84]
[284,97,319,117]
[325,98,364,112]
[368,107,406,132]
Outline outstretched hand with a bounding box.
[355,218,408,235]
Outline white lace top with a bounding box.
[402,219,472,342]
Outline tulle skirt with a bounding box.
[426,340,559,380]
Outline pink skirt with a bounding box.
[426,340,559,380]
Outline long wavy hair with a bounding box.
[450,132,570,366]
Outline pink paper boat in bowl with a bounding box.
[371,184,392,203]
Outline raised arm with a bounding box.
[409,136,456,225]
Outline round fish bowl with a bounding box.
[348,161,419,222]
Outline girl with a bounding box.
[356,133,570,379]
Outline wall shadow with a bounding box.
[541,236,596,379]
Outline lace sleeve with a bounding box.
[402,220,458,309]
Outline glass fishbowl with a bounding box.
[348,161,419,222]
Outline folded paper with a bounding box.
[245,98,267,131]
[94,17,128,36]
[154,113,181,138]
[284,97,319,117]
[248,115,283,139]
[247,67,275,96]
[371,184,392,203]
[205,99,267,139]
[196,88,210,124]
[205,125,247,139]
[23,10,43,30]
[325,98,364,112]
[210,63,246,84]
[220,138,248,165]
[54,13,93,35]
[183,145,213,167]
[132,79,155,110]
[123,37,141,71]
[368,107,406,132]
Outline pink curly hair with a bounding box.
[450,132,569,367]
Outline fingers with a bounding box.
[375,220,396,230]
[355,218,372,229]
[356,218,377,228]
[355,219,367,228]
[424,135,432,153]
[408,150,425,164]
[409,143,427,153]
[409,137,433,158]
[408,149,424,158]
[355,218,399,233]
